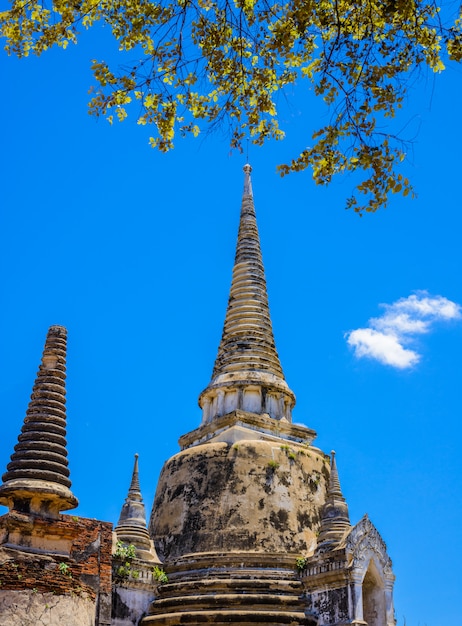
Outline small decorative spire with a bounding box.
[128,453,141,498]
[316,451,351,551]
[198,165,295,425]
[115,454,159,562]
[327,450,344,499]
[0,325,78,518]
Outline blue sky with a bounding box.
[1,23,462,626]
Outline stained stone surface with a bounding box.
[0,591,95,626]
[150,438,329,562]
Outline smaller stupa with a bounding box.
[0,325,78,518]
[115,454,159,561]
[316,451,351,551]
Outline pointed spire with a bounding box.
[115,454,159,562]
[212,163,283,380]
[317,451,351,551]
[127,453,141,498]
[327,450,344,499]
[0,325,78,518]
[199,165,295,425]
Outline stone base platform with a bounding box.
[142,552,316,626]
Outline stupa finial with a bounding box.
[243,163,253,196]
[127,452,141,500]
[328,450,344,498]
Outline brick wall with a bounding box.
[68,516,113,596]
[0,513,112,603]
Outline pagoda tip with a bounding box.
[243,163,253,196]
[49,324,67,332]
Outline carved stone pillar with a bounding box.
[385,578,396,626]
[351,573,367,625]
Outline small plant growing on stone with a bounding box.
[267,460,280,471]
[280,445,297,461]
[152,566,168,584]
[114,541,136,560]
[309,476,320,491]
[59,562,72,578]
[117,565,130,579]
[296,557,308,572]
[114,541,139,580]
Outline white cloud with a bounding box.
[372,312,429,335]
[384,293,461,322]
[347,328,420,369]
[346,292,461,369]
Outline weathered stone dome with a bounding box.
[150,439,329,562]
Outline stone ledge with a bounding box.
[142,608,316,624]
[179,411,316,449]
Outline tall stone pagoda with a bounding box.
[142,165,396,625]
[0,166,396,626]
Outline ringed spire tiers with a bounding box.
[198,164,296,426]
[0,325,78,518]
[316,451,351,550]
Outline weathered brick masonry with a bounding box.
[0,513,112,598]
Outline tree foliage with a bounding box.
[1,0,461,211]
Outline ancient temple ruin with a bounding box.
[0,165,396,625]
